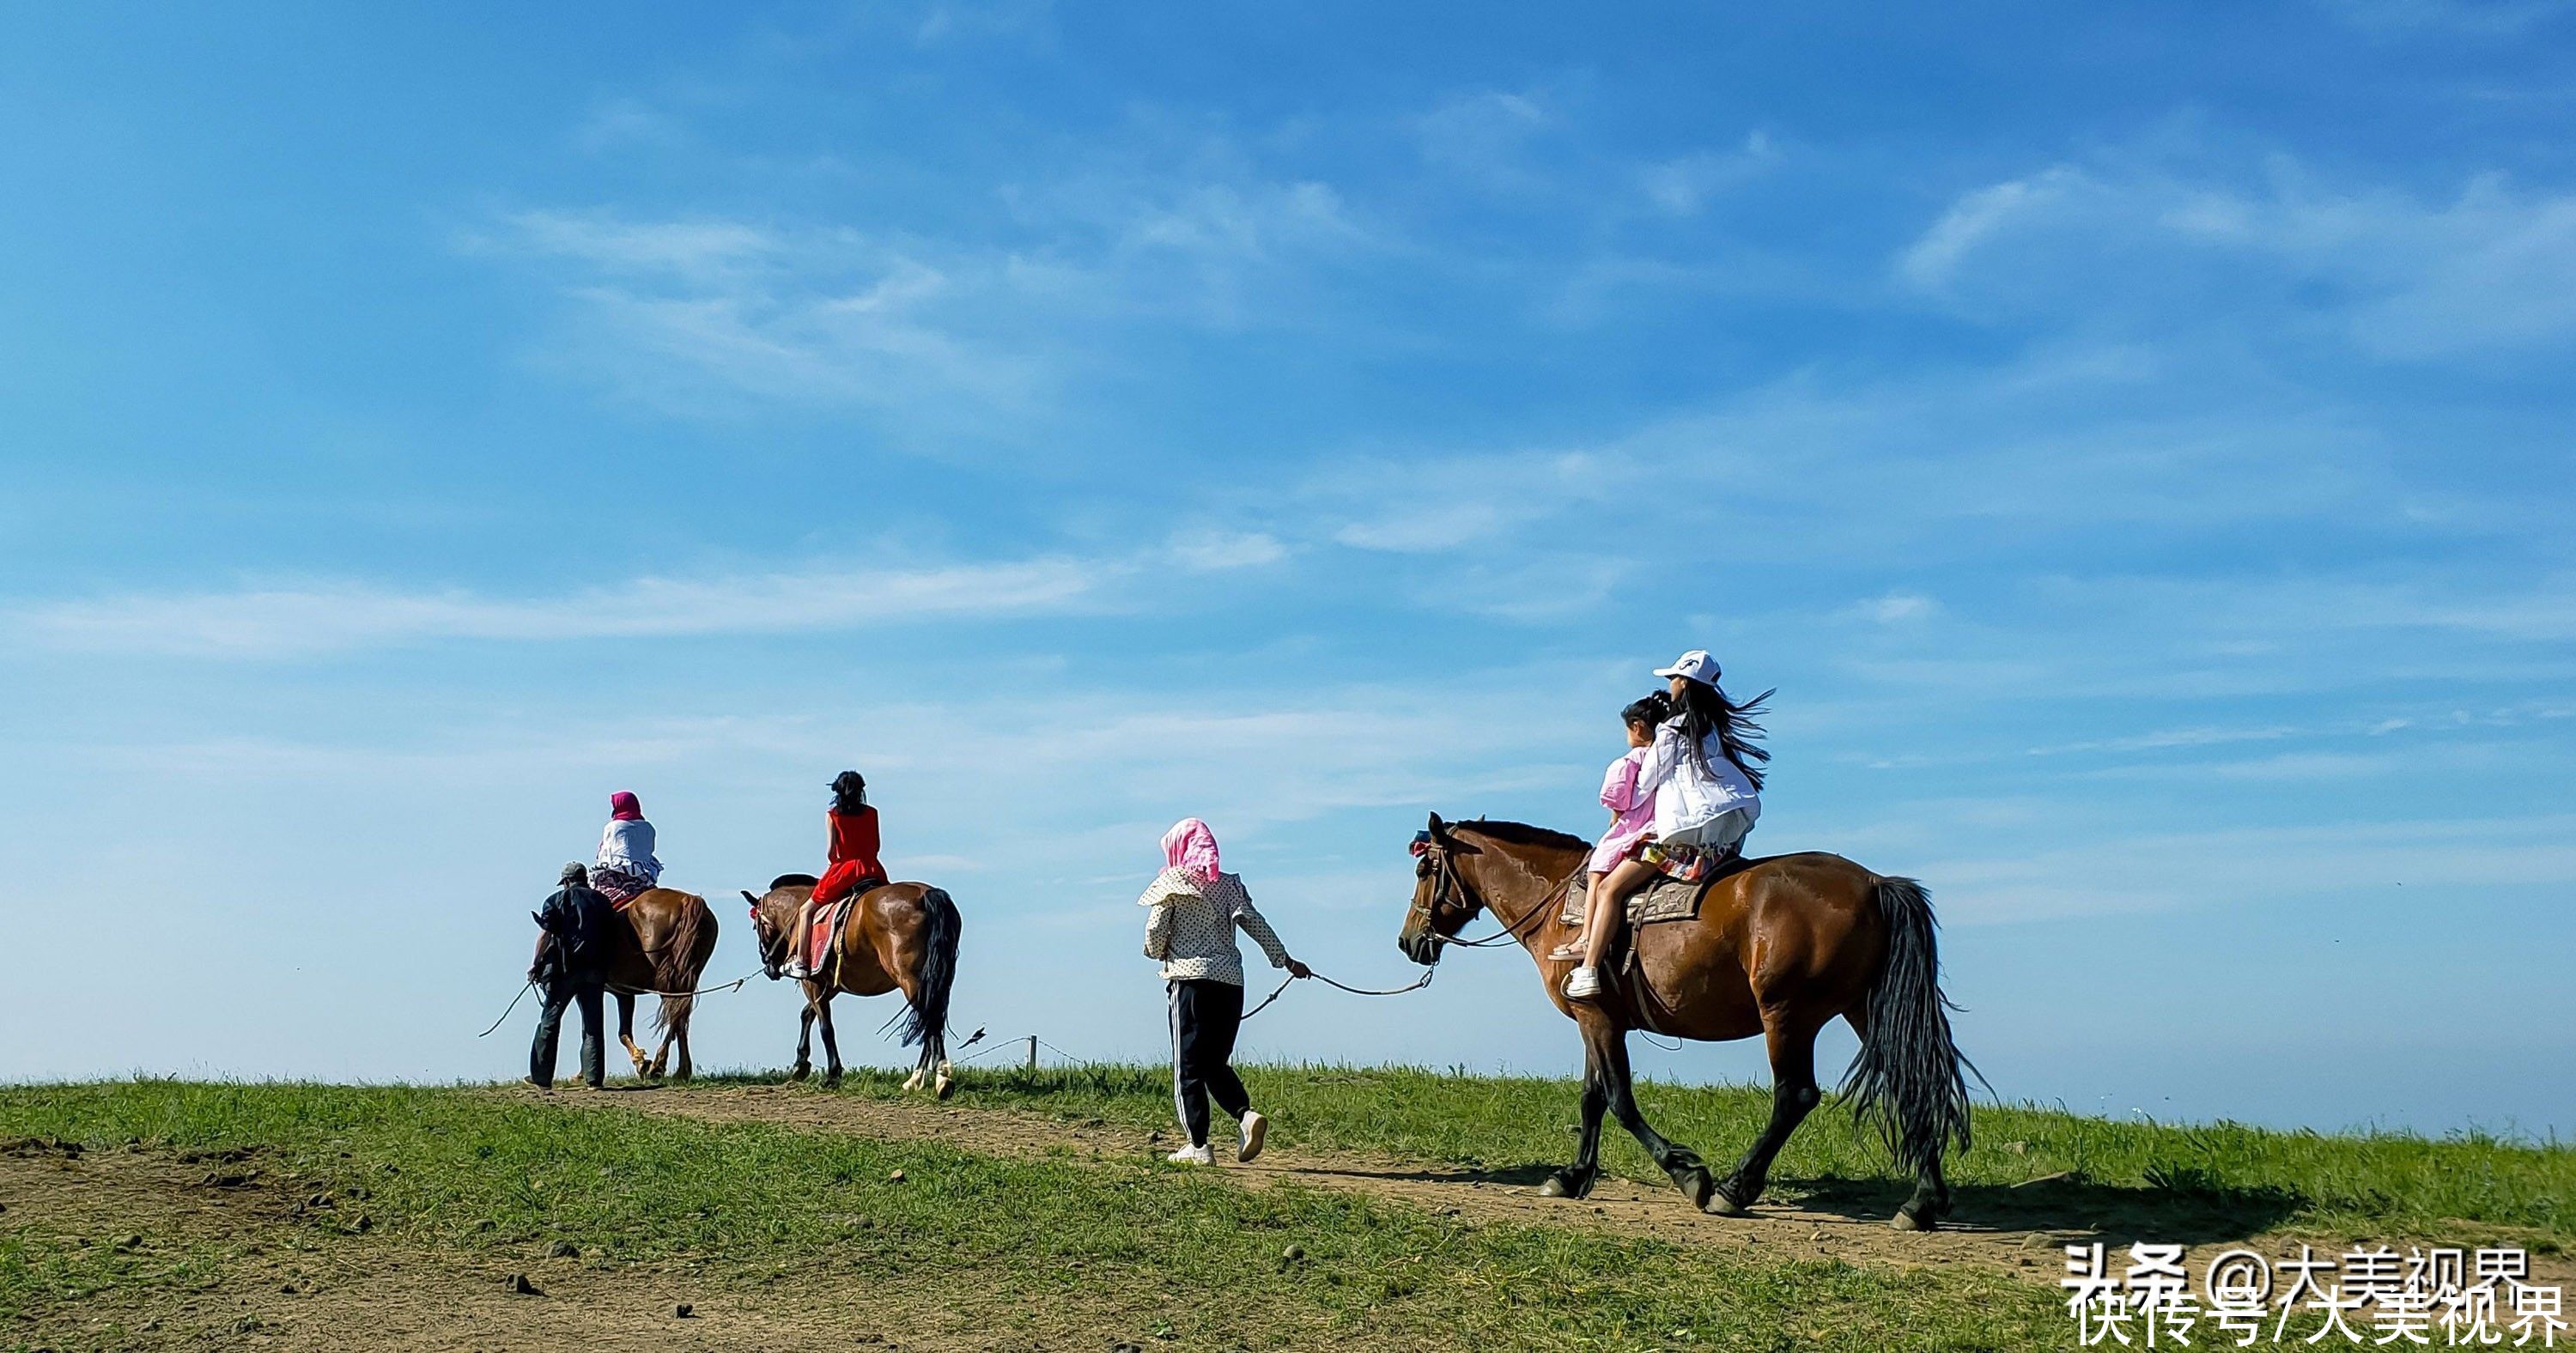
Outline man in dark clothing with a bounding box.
[528,863,616,1090]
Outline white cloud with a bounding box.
[1896,167,2087,290]
[5,557,1112,658]
[1896,157,2576,358]
[1165,529,1288,572]
[1853,592,1942,624]
[1413,89,1552,186]
[1638,131,1781,216]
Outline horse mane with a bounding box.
[1453,819,1590,853]
[769,872,819,891]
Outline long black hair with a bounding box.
[830,770,867,816]
[1671,678,1773,791]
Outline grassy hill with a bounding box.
[2,1069,2566,1350]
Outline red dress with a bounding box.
[811,807,885,908]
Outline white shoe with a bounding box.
[1563,966,1603,999]
[1237,1111,1268,1163]
[1167,1144,1214,1165]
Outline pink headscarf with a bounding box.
[1161,817,1221,883]
[609,791,644,822]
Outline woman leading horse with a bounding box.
[1394,812,1978,1231]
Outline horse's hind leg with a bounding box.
[673,1006,693,1082]
[1710,1010,1824,1215]
[1596,1020,1716,1210]
[616,993,648,1077]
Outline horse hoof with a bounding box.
[901,1071,925,1093]
[1891,1207,1935,1232]
[1538,1171,1591,1199]
[823,1072,843,1089]
[1703,1190,1749,1216]
[789,1065,810,1083]
[934,1076,956,1101]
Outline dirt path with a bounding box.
[558,1083,2574,1289]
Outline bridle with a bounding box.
[1409,831,1557,955]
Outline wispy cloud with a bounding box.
[5,558,1111,658]
[1896,155,2576,359]
[3,521,1312,658]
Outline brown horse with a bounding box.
[1394,814,1978,1230]
[742,876,961,1096]
[597,887,720,1081]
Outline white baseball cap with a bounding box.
[1654,649,1722,686]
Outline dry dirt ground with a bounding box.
[4,1089,2565,1351]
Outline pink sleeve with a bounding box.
[1601,750,1645,812]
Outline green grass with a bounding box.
[0,1079,2063,1350]
[739,1061,2575,1241]
[4,1069,2567,1350]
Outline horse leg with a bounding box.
[1598,1020,1716,1209]
[815,992,843,1089]
[646,998,674,1081]
[674,1004,693,1082]
[789,998,815,1083]
[931,1026,954,1101]
[1710,1011,1824,1215]
[1539,1014,1620,1199]
[616,993,648,1077]
[1850,1009,1956,1231]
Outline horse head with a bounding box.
[1397,812,1487,967]
[741,875,817,979]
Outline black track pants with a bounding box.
[1168,978,1249,1147]
[531,975,605,1089]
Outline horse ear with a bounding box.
[740,889,761,907]
[1425,812,1451,840]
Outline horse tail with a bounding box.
[1840,876,1982,1180]
[896,887,961,1051]
[650,893,715,1037]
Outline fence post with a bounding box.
[1025,1034,1038,1070]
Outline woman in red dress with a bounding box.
[785,771,886,979]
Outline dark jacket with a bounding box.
[534,883,617,980]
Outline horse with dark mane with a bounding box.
[1395,814,1978,1230]
[743,876,962,1096]
[599,887,720,1081]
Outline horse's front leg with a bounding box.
[814,989,843,1089]
[789,998,815,1083]
[1599,1022,1716,1210]
[1540,1018,1612,1199]
[616,992,648,1077]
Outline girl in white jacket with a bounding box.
[1564,650,1771,1000]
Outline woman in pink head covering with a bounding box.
[590,791,664,907]
[1139,818,1309,1166]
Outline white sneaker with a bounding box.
[1563,966,1603,999]
[1167,1144,1215,1165]
[1237,1111,1268,1163]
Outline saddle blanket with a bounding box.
[805,895,856,972]
[1558,866,1723,928]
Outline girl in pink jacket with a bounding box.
[1550,694,1669,962]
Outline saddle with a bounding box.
[1558,844,1745,929]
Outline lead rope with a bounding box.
[1243,964,1438,1020]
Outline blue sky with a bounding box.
[4,2,2572,1137]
